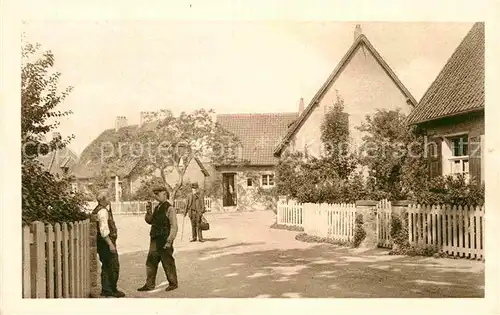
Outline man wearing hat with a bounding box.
[183,182,206,242]
[137,186,179,292]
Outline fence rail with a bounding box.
[407,204,485,259]
[22,219,91,298]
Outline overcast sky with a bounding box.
[22,21,473,154]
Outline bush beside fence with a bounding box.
[22,219,94,298]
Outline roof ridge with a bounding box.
[217,112,298,116]
[274,32,417,156]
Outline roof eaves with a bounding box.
[407,107,484,126]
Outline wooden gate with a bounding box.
[376,199,393,248]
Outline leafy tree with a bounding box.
[320,92,358,179]
[102,109,241,201]
[21,42,74,159]
[21,41,87,224]
[356,109,412,200]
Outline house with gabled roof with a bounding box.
[36,132,78,180]
[407,22,484,184]
[72,116,211,201]
[214,112,298,211]
[274,24,417,158]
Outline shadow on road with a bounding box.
[118,243,484,298]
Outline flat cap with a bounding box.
[191,182,199,188]
[152,186,167,193]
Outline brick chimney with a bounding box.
[354,24,362,41]
[298,98,305,115]
[115,116,128,131]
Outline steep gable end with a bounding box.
[275,33,417,156]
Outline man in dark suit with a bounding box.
[137,186,179,292]
[183,183,206,242]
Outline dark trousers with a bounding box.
[145,238,178,288]
[97,239,120,295]
[189,211,203,240]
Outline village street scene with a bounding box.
[19,20,485,300]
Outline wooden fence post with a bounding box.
[22,225,32,298]
[88,221,100,298]
[32,221,46,298]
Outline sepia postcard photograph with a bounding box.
[1,1,499,315]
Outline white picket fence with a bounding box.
[22,220,91,298]
[276,200,303,227]
[277,201,356,241]
[277,199,485,258]
[303,203,356,241]
[85,198,212,214]
[407,204,485,259]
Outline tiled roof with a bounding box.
[36,147,78,177]
[217,113,299,166]
[274,33,417,156]
[407,22,484,125]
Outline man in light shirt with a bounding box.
[137,186,179,292]
[91,190,125,298]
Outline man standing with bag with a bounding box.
[183,183,205,242]
[137,186,179,292]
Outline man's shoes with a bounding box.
[100,291,117,298]
[114,290,126,298]
[198,239,205,242]
[137,285,155,292]
[190,239,197,242]
[165,285,178,292]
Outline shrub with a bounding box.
[22,159,89,225]
[388,211,442,257]
[270,222,304,232]
[353,213,366,248]
[295,232,352,247]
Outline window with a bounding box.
[71,183,78,193]
[261,174,275,187]
[247,178,253,187]
[445,134,469,177]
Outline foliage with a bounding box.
[21,41,85,224]
[22,159,89,225]
[353,213,366,248]
[21,42,74,159]
[270,223,304,232]
[320,92,358,180]
[295,233,352,247]
[412,174,485,206]
[275,151,366,204]
[101,109,241,201]
[388,211,441,257]
[276,93,360,204]
[356,109,413,200]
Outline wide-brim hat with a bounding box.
[152,186,167,193]
[191,183,199,188]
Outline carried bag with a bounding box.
[200,215,210,231]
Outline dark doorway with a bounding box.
[222,173,236,207]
